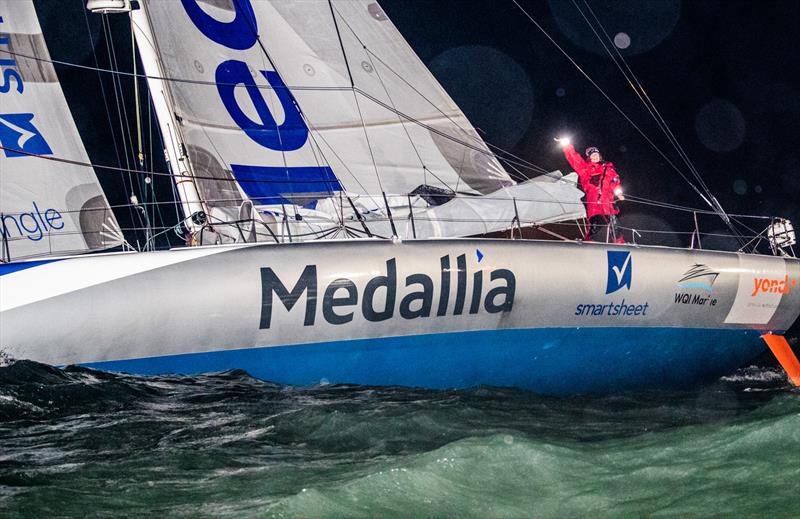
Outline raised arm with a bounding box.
[561,143,588,177]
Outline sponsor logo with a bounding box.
[674,264,719,307]
[677,264,718,292]
[606,251,632,294]
[574,299,649,317]
[751,275,797,297]
[181,0,341,204]
[575,251,649,317]
[0,201,64,242]
[259,254,515,328]
[0,114,53,158]
[1,16,51,159]
[1,15,25,96]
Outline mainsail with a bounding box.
[133,0,585,239]
[0,1,123,260]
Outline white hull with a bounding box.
[2,239,798,394]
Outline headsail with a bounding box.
[0,1,123,260]
[134,0,585,239]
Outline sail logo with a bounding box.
[0,201,64,242]
[1,14,25,95]
[259,254,515,328]
[181,0,341,204]
[606,251,632,294]
[674,264,719,307]
[0,113,53,158]
[751,275,797,297]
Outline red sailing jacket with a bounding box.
[562,144,621,218]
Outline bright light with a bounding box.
[555,136,571,147]
[614,187,623,196]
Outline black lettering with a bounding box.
[484,269,515,313]
[469,270,483,314]
[323,278,358,325]
[454,254,467,315]
[259,265,317,328]
[400,273,433,319]
[363,258,396,322]
[436,255,450,316]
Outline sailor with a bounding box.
[555,138,625,243]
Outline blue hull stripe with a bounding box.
[82,327,767,394]
[0,259,60,277]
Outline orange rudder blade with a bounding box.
[762,334,800,387]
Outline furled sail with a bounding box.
[134,0,585,239]
[0,1,123,261]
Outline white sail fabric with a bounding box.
[138,1,511,200]
[409,173,587,238]
[0,1,123,260]
[314,172,587,239]
[137,0,584,238]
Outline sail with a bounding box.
[0,1,123,260]
[135,0,584,238]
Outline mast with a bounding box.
[86,0,206,234]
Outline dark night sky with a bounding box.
[34,0,800,250]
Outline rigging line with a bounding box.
[80,2,135,227]
[233,0,340,199]
[0,46,553,180]
[576,1,717,200]
[103,15,137,174]
[131,20,143,169]
[104,14,146,246]
[332,4,452,192]
[510,0,716,209]
[574,1,744,244]
[352,85,385,192]
[328,3,555,183]
[319,4,382,192]
[146,87,167,244]
[1,134,772,224]
[328,0,355,87]
[8,190,770,222]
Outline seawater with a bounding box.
[1,361,798,518]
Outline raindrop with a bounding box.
[733,179,748,195]
[556,87,566,97]
[548,0,680,56]
[754,185,763,193]
[695,99,746,153]
[361,61,374,73]
[619,145,628,152]
[303,64,316,76]
[503,434,514,445]
[614,32,631,49]
[193,60,204,74]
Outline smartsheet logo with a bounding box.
[0,113,53,158]
[606,251,632,294]
[574,250,649,318]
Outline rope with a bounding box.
[572,0,743,244]
[510,0,719,210]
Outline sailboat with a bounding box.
[1,0,798,394]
